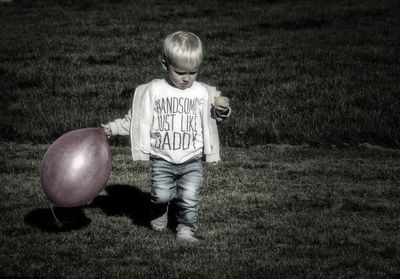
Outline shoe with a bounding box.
[176,224,198,242]
[150,210,168,231]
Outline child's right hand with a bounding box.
[101,124,112,139]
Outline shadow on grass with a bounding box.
[88,184,152,228]
[24,184,178,232]
[24,207,91,232]
[90,184,179,231]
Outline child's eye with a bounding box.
[175,71,197,75]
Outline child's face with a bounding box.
[165,59,199,90]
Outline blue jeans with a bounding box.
[150,156,203,229]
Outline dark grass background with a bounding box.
[1,0,400,278]
[1,0,399,147]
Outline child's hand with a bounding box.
[214,96,230,113]
[101,124,112,139]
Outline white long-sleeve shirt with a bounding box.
[108,79,227,163]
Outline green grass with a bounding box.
[1,142,399,278]
[1,0,400,147]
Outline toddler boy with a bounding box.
[103,31,231,242]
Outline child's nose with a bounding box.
[183,74,190,82]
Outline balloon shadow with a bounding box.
[88,184,152,227]
[25,184,176,232]
[24,207,91,232]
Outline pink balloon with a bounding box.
[41,128,112,207]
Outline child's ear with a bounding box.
[161,59,168,71]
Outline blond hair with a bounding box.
[163,31,203,68]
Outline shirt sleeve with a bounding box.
[108,110,132,136]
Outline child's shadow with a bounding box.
[90,184,178,230]
[89,184,151,227]
[25,184,178,232]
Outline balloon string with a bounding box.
[49,203,62,228]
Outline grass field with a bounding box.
[0,0,400,147]
[1,0,400,278]
[1,143,399,278]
